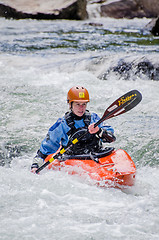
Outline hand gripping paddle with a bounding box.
[36,89,142,174]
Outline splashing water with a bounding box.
[0,17,159,240]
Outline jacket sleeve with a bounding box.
[96,128,116,143]
[39,118,70,157]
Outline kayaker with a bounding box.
[31,86,116,173]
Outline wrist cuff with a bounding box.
[96,128,103,138]
[31,163,39,169]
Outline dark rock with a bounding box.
[101,0,146,19]
[112,60,133,79]
[135,0,159,18]
[86,22,103,26]
[135,60,155,79]
[0,144,24,166]
[100,58,159,81]
[0,0,88,20]
[135,59,159,80]
[144,16,159,36]
[150,18,159,36]
[101,0,159,19]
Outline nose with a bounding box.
[79,104,84,108]
[79,104,86,110]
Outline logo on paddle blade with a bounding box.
[118,93,136,106]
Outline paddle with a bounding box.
[36,89,142,174]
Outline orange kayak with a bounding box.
[45,149,136,188]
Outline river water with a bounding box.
[0,14,159,240]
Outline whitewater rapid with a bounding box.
[0,16,159,240]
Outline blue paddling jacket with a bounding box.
[38,110,115,159]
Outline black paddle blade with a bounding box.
[106,89,142,118]
[95,90,142,126]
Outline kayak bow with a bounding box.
[44,149,136,187]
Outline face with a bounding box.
[71,102,87,117]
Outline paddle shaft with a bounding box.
[36,90,142,174]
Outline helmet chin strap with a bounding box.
[68,102,73,110]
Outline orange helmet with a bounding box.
[67,86,90,103]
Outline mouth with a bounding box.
[78,111,84,114]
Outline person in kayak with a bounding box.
[31,86,116,173]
